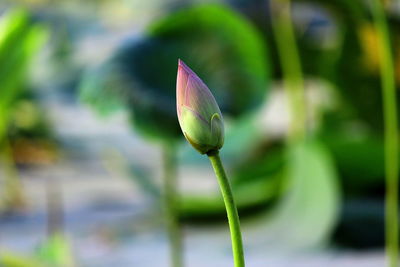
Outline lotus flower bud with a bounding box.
[176,59,224,154]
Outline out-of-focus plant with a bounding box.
[0,8,48,213]
[232,0,400,248]
[81,4,269,140]
[292,0,394,184]
[37,233,75,267]
[0,233,74,267]
[0,8,48,145]
[272,1,306,143]
[234,0,399,202]
[264,0,341,250]
[277,0,378,130]
[238,0,396,202]
[0,252,43,267]
[290,0,400,248]
[80,4,269,266]
[0,9,67,267]
[176,59,245,267]
[233,0,385,199]
[370,0,398,266]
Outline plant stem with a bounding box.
[271,0,307,142]
[46,177,64,237]
[1,138,24,212]
[207,150,245,267]
[162,144,183,267]
[371,1,399,267]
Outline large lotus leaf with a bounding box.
[80,4,269,140]
[244,140,341,250]
[147,4,269,116]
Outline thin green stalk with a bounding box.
[207,150,245,267]
[1,138,24,211]
[162,144,183,267]
[46,177,64,237]
[271,0,307,142]
[371,1,399,266]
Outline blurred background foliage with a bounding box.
[0,0,399,266]
[0,8,51,214]
[80,4,270,140]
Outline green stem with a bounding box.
[271,0,307,142]
[162,144,183,267]
[371,1,399,267]
[1,138,24,212]
[207,151,245,267]
[46,177,64,237]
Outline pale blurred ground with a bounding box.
[0,91,386,266]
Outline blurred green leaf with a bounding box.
[79,63,130,117]
[148,4,269,117]
[80,4,269,140]
[0,234,74,267]
[0,8,48,213]
[0,8,48,141]
[0,252,43,267]
[36,233,75,267]
[247,140,341,250]
[322,132,384,195]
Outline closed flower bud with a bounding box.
[176,59,224,154]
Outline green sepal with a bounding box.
[210,113,224,150]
